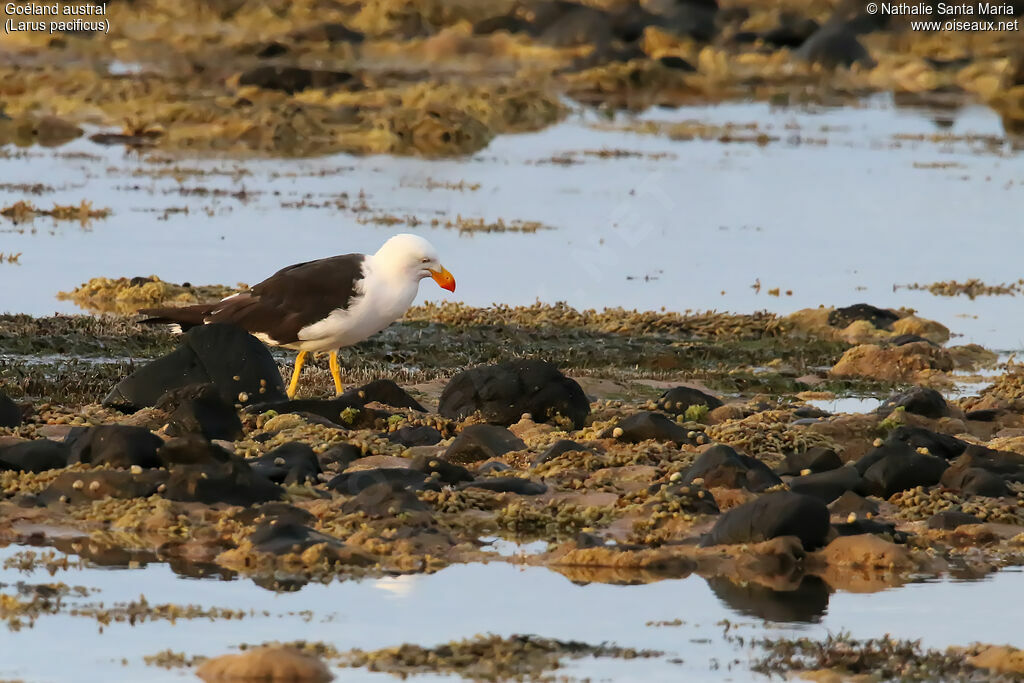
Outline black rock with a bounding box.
[700,491,831,549]
[533,439,590,466]
[890,334,934,347]
[249,521,342,554]
[965,409,999,422]
[945,445,1024,482]
[460,477,548,495]
[156,383,243,441]
[927,509,983,530]
[472,14,533,35]
[878,387,949,420]
[340,481,430,518]
[657,0,718,42]
[656,386,723,415]
[884,425,964,459]
[288,22,365,43]
[776,446,842,475]
[477,461,512,474]
[317,444,362,470]
[254,41,289,58]
[861,451,948,498]
[657,55,697,71]
[410,453,472,484]
[761,15,819,47]
[795,24,874,68]
[238,66,357,94]
[614,411,696,446]
[104,324,287,411]
[248,442,321,485]
[832,519,904,541]
[788,466,864,503]
[342,379,425,412]
[854,442,911,476]
[0,392,22,427]
[231,502,316,527]
[827,490,879,516]
[444,424,527,465]
[827,303,898,330]
[388,425,442,447]
[0,439,70,472]
[792,406,831,420]
[158,434,234,467]
[943,466,1009,498]
[439,359,590,429]
[535,3,613,47]
[39,469,167,506]
[164,457,283,506]
[649,482,720,515]
[327,468,439,495]
[683,444,781,492]
[69,425,163,469]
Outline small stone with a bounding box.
[612,427,624,438]
[669,472,682,482]
[130,465,143,474]
[232,375,241,381]
[89,480,100,491]
[873,438,883,447]
[238,392,249,402]
[800,468,812,476]
[847,512,857,523]
[72,480,84,490]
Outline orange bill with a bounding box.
[430,266,456,292]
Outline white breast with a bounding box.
[292,261,420,352]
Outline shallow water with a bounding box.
[2,96,1024,350]
[1,543,1022,682]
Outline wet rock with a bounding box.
[105,324,287,411]
[317,444,362,471]
[655,0,718,42]
[682,444,781,491]
[158,434,234,467]
[165,457,283,506]
[477,460,512,474]
[860,449,948,498]
[827,303,898,330]
[535,3,613,47]
[249,520,344,555]
[327,468,439,495]
[196,647,333,683]
[883,424,963,458]
[248,442,321,485]
[474,14,534,35]
[342,379,425,412]
[966,409,999,422]
[388,425,442,446]
[156,383,243,441]
[39,469,166,505]
[652,482,719,514]
[655,386,723,415]
[340,482,429,517]
[928,509,983,530]
[830,342,953,383]
[238,66,358,94]
[410,453,472,484]
[460,477,548,495]
[288,22,364,43]
[942,466,1009,498]
[0,392,22,427]
[701,491,830,549]
[944,445,1024,482]
[878,387,949,420]
[657,55,697,71]
[776,446,841,475]
[967,646,1024,676]
[612,411,695,446]
[788,466,865,503]
[533,438,590,466]
[252,41,288,58]
[761,14,819,48]
[439,359,589,429]
[792,406,831,420]
[819,534,912,569]
[795,24,874,68]
[832,519,903,540]
[890,333,933,346]
[443,424,527,465]
[828,490,879,516]
[0,439,70,472]
[68,425,163,469]
[232,502,316,527]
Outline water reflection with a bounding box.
[706,575,830,623]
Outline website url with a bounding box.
[910,18,1020,29]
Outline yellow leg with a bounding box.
[329,350,344,396]
[287,350,308,399]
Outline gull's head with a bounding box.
[375,233,456,292]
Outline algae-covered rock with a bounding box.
[197,647,333,682]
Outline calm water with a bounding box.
[2,97,1023,680]
[0,544,1022,682]
[1,97,1023,349]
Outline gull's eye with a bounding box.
[421,257,430,264]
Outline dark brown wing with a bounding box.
[139,254,366,344]
[203,254,366,344]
